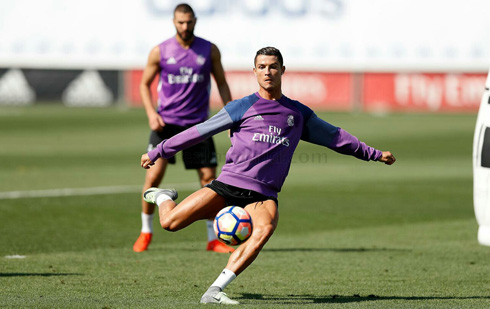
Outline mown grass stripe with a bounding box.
[0,183,198,200]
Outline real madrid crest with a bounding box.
[196,55,206,65]
[287,115,294,127]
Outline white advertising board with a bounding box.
[0,0,489,71]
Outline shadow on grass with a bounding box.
[153,246,410,253]
[0,273,83,277]
[239,293,490,304]
[263,247,411,253]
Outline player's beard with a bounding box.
[178,30,194,42]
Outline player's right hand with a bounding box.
[141,153,155,169]
[149,113,165,131]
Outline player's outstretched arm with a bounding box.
[378,151,396,165]
[302,113,396,164]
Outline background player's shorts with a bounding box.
[205,180,278,207]
[147,123,217,169]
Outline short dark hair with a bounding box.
[174,3,195,17]
[254,47,283,67]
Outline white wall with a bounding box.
[1,0,489,71]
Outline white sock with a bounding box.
[211,269,237,290]
[206,219,217,242]
[141,212,154,233]
[155,193,172,207]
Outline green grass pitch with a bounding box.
[1,105,489,308]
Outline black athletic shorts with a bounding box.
[205,180,278,207]
[148,123,217,169]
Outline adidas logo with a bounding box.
[0,69,36,106]
[254,115,264,120]
[62,70,113,107]
[167,57,177,64]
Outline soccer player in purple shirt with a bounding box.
[140,47,396,304]
[134,3,233,254]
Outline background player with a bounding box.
[133,3,233,253]
[140,46,396,304]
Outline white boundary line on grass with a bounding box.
[0,183,199,200]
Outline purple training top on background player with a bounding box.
[157,36,213,127]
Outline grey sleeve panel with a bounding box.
[195,108,234,138]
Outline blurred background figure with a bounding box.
[134,3,233,253]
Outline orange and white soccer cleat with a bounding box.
[206,239,235,253]
[133,232,152,252]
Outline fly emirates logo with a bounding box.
[252,125,290,147]
[168,67,204,85]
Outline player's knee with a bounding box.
[198,168,216,186]
[200,174,215,186]
[159,217,179,232]
[250,224,275,247]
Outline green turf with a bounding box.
[1,105,488,308]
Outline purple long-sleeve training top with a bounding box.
[148,92,382,198]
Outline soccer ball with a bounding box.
[214,206,253,246]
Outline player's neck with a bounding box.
[175,35,194,49]
[258,88,282,101]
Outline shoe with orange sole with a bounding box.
[133,232,152,252]
[206,239,235,253]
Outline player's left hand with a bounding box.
[141,153,155,169]
[379,151,396,165]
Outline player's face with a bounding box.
[254,55,285,91]
[173,12,196,42]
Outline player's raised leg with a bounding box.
[197,167,235,253]
[201,199,278,304]
[133,159,168,252]
[144,186,226,233]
